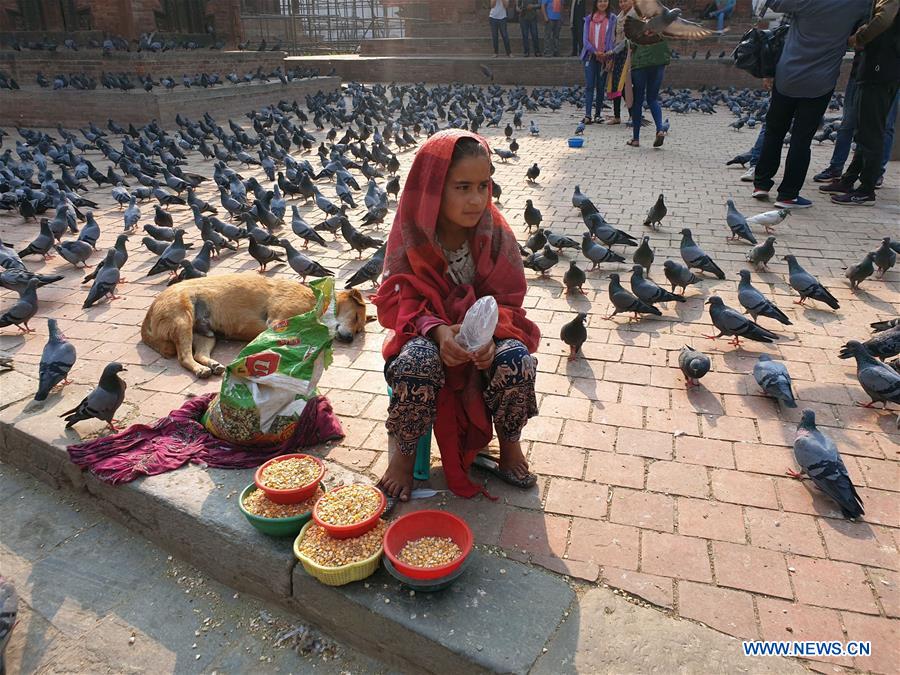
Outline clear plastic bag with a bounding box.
[456,296,498,352]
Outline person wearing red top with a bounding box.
[372,130,541,503]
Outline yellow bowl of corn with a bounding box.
[293,519,385,586]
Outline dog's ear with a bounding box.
[365,314,378,323]
[346,288,366,307]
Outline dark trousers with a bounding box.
[754,85,832,200]
[630,65,665,140]
[520,17,540,55]
[490,17,511,55]
[843,81,900,194]
[613,97,621,118]
[584,57,607,118]
[571,5,585,55]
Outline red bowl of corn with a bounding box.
[383,510,473,581]
[254,453,325,504]
[312,484,386,539]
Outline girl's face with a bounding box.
[438,154,492,231]
[619,0,632,12]
[595,0,609,13]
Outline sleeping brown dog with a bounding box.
[141,273,369,378]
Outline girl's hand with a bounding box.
[432,324,470,368]
[471,340,496,371]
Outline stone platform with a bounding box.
[0,76,339,127]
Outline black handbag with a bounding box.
[732,22,790,78]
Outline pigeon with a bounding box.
[82,248,121,308]
[633,236,654,273]
[584,214,638,248]
[154,204,173,230]
[630,265,684,304]
[493,147,515,162]
[545,230,579,252]
[725,199,757,244]
[563,261,587,294]
[572,185,591,210]
[146,230,186,277]
[844,252,876,290]
[747,236,777,270]
[873,237,896,277]
[123,196,140,231]
[582,233,625,269]
[341,219,384,258]
[839,341,900,408]
[81,234,127,284]
[678,344,710,387]
[871,318,900,333]
[726,152,753,167]
[790,409,864,519]
[167,260,206,286]
[842,324,900,361]
[524,200,543,231]
[143,223,176,242]
[0,278,39,333]
[523,245,559,275]
[643,194,666,230]
[17,219,55,259]
[248,238,285,272]
[529,120,540,136]
[525,229,547,254]
[345,244,385,289]
[191,240,214,274]
[737,270,791,325]
[280,239,334,280]
[746,208,789,234]
[60,362,127,431]
[662,259,701,293]
[705,296,779,346]
[680,229,725,279]
[783,255,840,309]
[604,273,662,320]
[574,120,586,136]
[34,318,77,402]
[560,312,588,360]
[291,205,326,248]
[626,0,721,43]
[525,163,540,183]
[78,212,101,249]
[753,354,797,407]
[55,240,93,268]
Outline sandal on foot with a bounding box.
[626,139,640,147]
[581,117,593,125]
[472,453,537,489]
[606,117,621,125]
[653,132,666,148]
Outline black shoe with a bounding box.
[813,166,841,183]
[875,175,884,189]
[831,190,875,206]
[818,179,854,194]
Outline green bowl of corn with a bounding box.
[238,483,316,537]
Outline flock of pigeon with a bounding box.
[0,77,897,522]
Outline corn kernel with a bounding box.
[242,486,323,519]
[316,484,381,526]
[297,521,387,568]
[259,456,320,490]
[397,537,461,568]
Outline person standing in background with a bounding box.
[542,0,563,56]
[581,0,617,124]
[606,0,633,124]
[571,0,587,56]
[489,0,513,57]
[518,0,543,55]
[709,0,736,31]
[627,37,670,147]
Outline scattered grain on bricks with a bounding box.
[298,520,388,567]
[316,484,382,526]
[242,486,324,519]
[260,457,320,490]
[398,537,462,568]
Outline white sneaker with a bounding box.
[740,166,755,182]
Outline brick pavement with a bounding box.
[1,92,897,672]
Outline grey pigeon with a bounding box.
[572,185,591,210]
[582,233,625,269]
[248,238,285,272]
[77,212,101,249]
[563,261,586,294]
[1,269,63,292]
[873,237,896,277]
[643,194,666,229]
[844,252,876,290]
[839,340,900,408]
[34,318,77,401]
[746,208,789,234]
[83,248,121,308]
[0,240,26,270]
[0,575,18,674]
[523,245,559,275]
[340,219,383,258]
[167,260,206,286]
[60,362,127,431]
[345,244,385,289]
[123,196,140,231]
[524,200,542,231]
[841,324,899,361]
[584,213,638,248]
[525,229,547,254]
[679,228,725,279]
[146,229,186,276]
[737,270,791,325]
[0,278,39,333]
[791,410,864,519]
[663,259,701,293]
[753,354,797,407]
[604,273,662,320]
[18,218,55,259]
[747,236,777,270]
[55,240,93,268]
[560,312,588,360]
[871,318,900,333]
[526,162,540,182]
[705,295,779,346]
[630,265,684,304]
[633,236,654,273]
[280,239,334,280]
[291,205,326,248]
[191,240,214,274]
[725,199,757,244]
[783,255,839,309]
[678,344,710,387]
[143,223,176,241]
[545,230,579,252]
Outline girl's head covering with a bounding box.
[373,128,540,360]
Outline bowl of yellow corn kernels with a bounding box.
[293,519,388,586]
[254,453,325,504]
[312,483,386,539]
[238,483,324,537]
[383,510,473,581]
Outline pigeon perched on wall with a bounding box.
[790,409,864,519]
[783,255,840,309]
[60,362,127,431]
[678,345,710,387]
[560,312,588,360]
[753,354,797,407]
[839,340,900,408]
[34,318,77,402]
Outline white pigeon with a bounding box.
[746,209,790,234]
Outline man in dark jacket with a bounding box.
[825,0,899,205]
